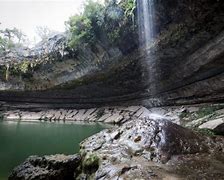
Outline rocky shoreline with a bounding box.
[7,104,224,180]
[3,106,149,124]
[3,104,224,133]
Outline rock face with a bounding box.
[81,118,209,162]
[78,118,224,179]
[3,106,150,124]
[0,0,223,109]
[9,154,81,180]
[4,104,224,136]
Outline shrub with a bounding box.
[66,15,95,48]
[82,153,99,173]
[0,27,26,53]
[66,0,137,49]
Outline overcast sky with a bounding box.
[0,0,85,43]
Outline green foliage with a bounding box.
[12,61,37,75]
[0,27,26,54]
[96,108,105,119]
[179,110,189,119]
[83,0,105,25]
[3,60,37,81]
[82,153,99,173]
[195,128,215,136]
[0,36,6,53]
[107,28,120,43]
[66,0,137,49]
[120,0,136,20]
[104,0,137,44]
[179,106,224,121]
[0,112,4,120]
[66,0,105,49]
[67,15,95,48]
[196,107,217,119]
[18,61,30,73]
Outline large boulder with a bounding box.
[9,154,81,180]
[79,118,224,179]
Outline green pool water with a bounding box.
[0,120,105,180]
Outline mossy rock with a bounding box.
[96,108,105,119]
[195,128,216,136]
[0,112,4,120]
[82,153,99,174]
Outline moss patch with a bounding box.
[0,112,4,120]
[96,109,105,119]
[82,153,100,174]
[194,128,216,136]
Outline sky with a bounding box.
[0,0,86,44]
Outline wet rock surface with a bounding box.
[9,154,81,180]
[79,118,224,179]
[4,104,224,136]
[148,104,224,135]
[3,106,150,124]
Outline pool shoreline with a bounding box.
[0,120,106,179]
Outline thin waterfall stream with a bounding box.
[137,0,154,47]
[137,0,156,95]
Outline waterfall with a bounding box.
[137,0,155,47]
[137,0,156,96]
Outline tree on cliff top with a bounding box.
[0,26,27,54]
[66,0,137,50]
[65,0,104,49]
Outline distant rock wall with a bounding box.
[3,106,150,124]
